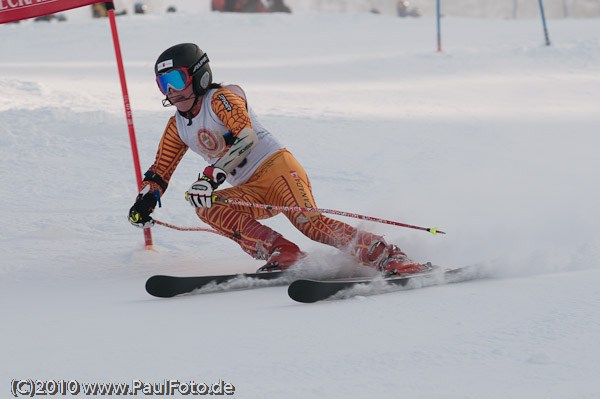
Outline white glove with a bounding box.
[186,166,226,208]
[186,178,214,208]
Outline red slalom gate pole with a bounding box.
[107,3,153,249]
[214,197,445,235]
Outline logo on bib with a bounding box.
[197,129,226,157]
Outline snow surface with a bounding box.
[2,10,600,399]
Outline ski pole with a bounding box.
[213,197,445,235]
[153,219,224,236]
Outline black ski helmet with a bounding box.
[154,43,212,96]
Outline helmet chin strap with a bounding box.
[161,92,195,107]
[181,94,200,126]
[162,92,200,126]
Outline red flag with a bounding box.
[0,0,101,24]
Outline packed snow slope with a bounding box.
[1,11,599,399]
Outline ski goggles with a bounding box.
[156,68,193,94]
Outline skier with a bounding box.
[128,43,429,276]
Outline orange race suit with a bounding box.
[140,84,378,262]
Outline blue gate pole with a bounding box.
[436,0,442,52]
[538,0,551,46]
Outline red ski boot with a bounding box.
[355,235,431,276]
[256,236,305,273]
